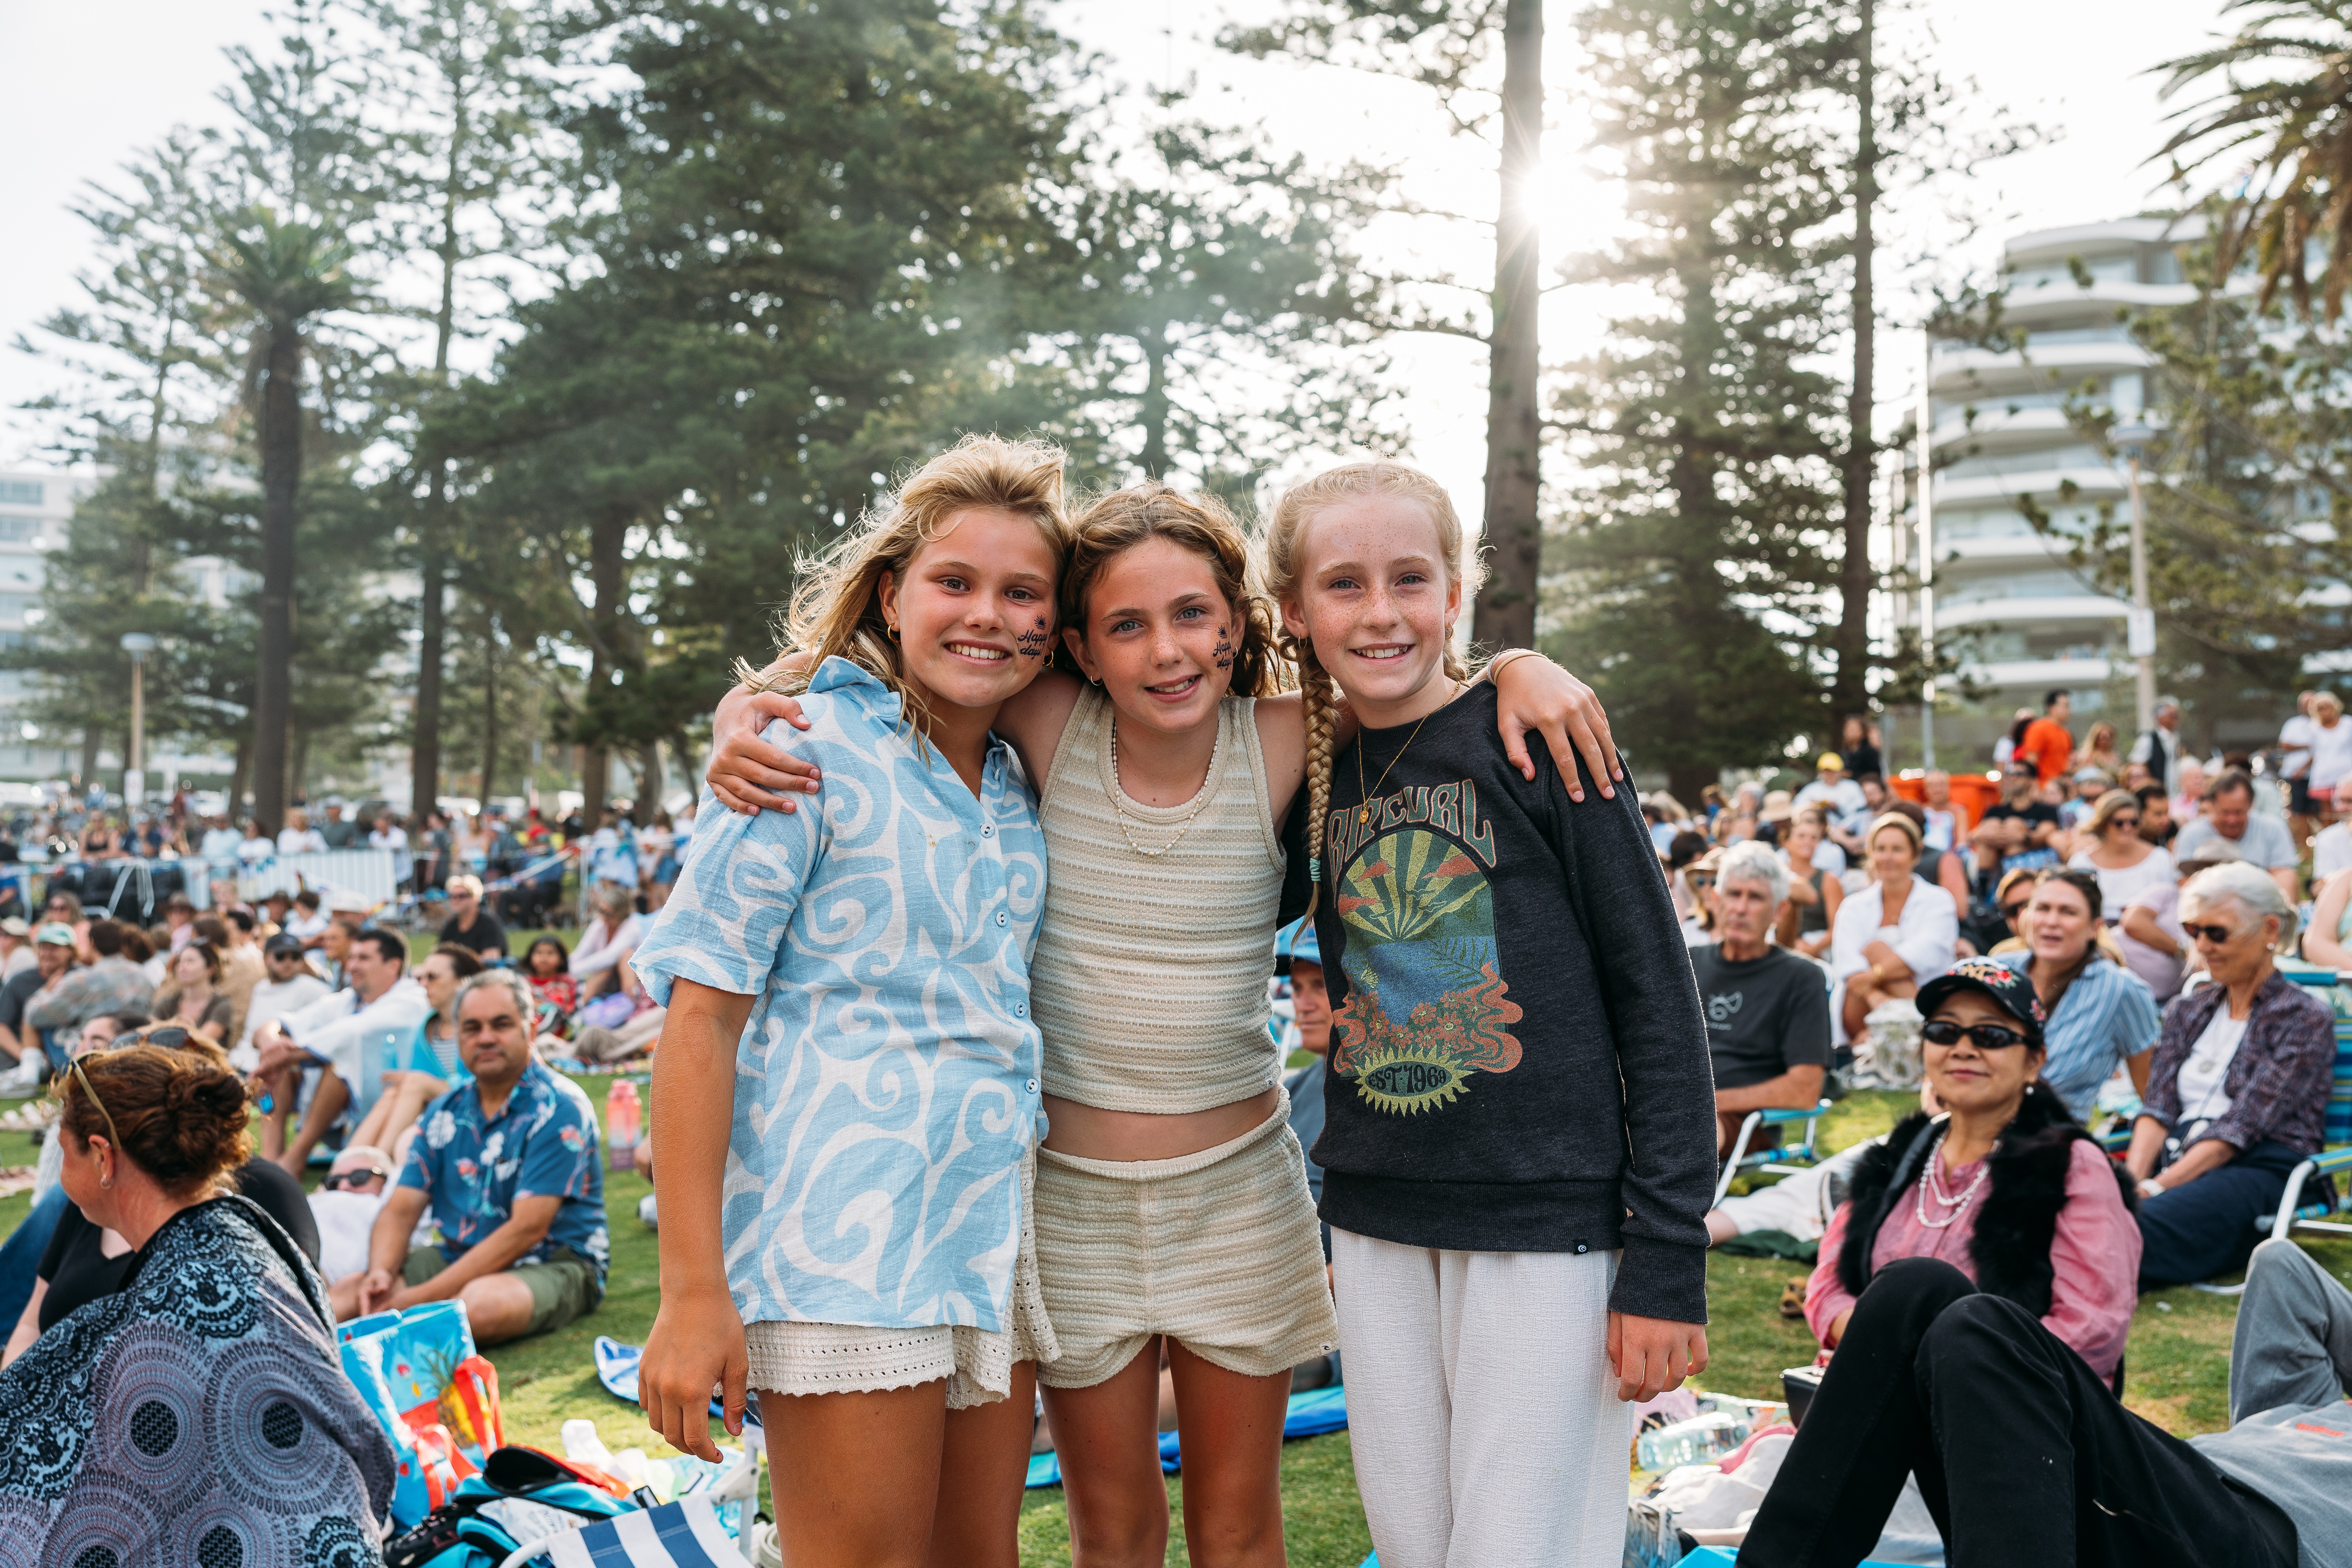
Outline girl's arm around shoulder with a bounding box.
[989,668,1085,797]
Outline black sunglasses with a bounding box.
[1922,1019,2032,1051]
[106,1026,190,1052]
[2110,815,2141,830]
[2184,922,2240,945]
[322,1166,389,1192]
[2001,900,2031,920]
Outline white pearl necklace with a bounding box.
[1107,713,1219,859]
[1913,1129,1990,1230]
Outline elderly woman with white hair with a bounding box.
[2127,862,2337,1288]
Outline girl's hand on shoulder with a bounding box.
[1607,1310,1708,1403]
[639,1285,749,1461]
[708,686,820,815]
[1491,655,1620,801]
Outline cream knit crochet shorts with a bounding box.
[1032,1091,1340,1389]
[744,1148,1060,1410]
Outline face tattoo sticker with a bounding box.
[1212,624,1235,673]
[1017,615,1051,659]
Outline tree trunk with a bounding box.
[1831,0,1878,724]
[1471,0,1545,652]
[578,508,628,828]
[637,740,661,824]
[479,627,498,803]
[228,734,251,824]
[251,314,303,838]
[1140,335,1172,479]
[412,535,446,821]
[79,729,101,796]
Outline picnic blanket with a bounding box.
[594,1336,1344,1489]
[1024,1385,1349,1488]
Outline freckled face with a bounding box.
[1064,536,1241,737]
[1277,495,1459,723]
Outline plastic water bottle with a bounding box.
[1635,1410,1746,1472]
[606,1080,641,1172]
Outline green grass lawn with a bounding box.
[7,1056,2347,1563]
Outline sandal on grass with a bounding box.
[1778,1278,1807,1320]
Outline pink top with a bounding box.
[1803,1137,2140,1381]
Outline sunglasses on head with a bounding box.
[2184,922,2241,945]
[103,1026,189,1053]
[1922,1019,2033,1051]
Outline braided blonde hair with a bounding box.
[738,434,1071,741]
[1263,460,1479,922]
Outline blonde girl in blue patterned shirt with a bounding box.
[632,435,1069,1568]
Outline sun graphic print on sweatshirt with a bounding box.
[1330,823,1524,1114]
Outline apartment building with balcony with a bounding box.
[1893,216,2199,756]
[0,468,91,779]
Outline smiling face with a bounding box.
[876,507,1060,723]
[1923,989,2041,1118]
[1064,534,1238,736]
[1868,823,1916,882]
[1278,494,1461,727]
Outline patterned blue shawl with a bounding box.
[0,1195,396,1565]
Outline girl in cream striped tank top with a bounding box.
[1028,685,1284,1111]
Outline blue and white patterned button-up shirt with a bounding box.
[633,657,1048,1332]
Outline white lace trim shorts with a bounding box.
[1032,1088,1340,1389]
[743,1147,1059,1410]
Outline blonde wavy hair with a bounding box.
[1060,482,1285,700]
[738,434,1071,739]
[1262,460,1479,920]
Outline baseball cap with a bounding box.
[1915,957,2047,1048]
[34,923,76,947]
[1816,753,1845,772]
[263,933,306,958]
[0,918,29,937]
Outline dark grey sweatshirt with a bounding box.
[1282,682,1717,1324]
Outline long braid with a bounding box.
[1295,642,1338,925]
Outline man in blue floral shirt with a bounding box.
[327,970,608,1343]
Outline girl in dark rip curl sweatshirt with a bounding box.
[1268,459,1717,1568]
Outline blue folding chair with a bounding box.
[1712,1099,1834,1208]
[2267,961,2352,1243]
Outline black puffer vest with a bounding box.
[1836,1081,2137,1317]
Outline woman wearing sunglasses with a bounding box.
[1801,957,2140,1383]
[0,1035,393,1552]
[2127,863,2336,1290]
[2066,790,2177,922]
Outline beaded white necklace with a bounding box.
[1913,1128,1991,1230]
[1106,713,1220,859]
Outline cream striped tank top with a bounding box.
[1029,686,1287,1113]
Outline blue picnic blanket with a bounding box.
[597,1336,764,1433]
[1025,1384,1348,1488]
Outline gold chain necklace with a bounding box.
[1354,686,1454,825]
[1107,713,1220,858]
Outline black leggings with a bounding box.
[1738,1257,2298,1568]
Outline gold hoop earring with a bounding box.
[886,623,902,642]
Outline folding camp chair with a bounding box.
[2267,962,2352,1243]
[498,1498,749,1568]
[1712,1099,1834,1208]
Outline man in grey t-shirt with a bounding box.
[2176,769,2301,901]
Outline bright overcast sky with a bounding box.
[0,0,2246,522]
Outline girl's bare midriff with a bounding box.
[1041,1086,1282,1161]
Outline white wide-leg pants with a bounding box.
[1331,1227,1630,1568]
